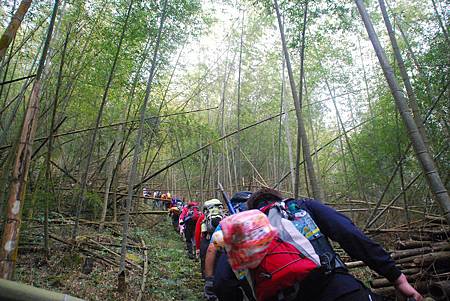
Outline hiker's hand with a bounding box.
[394,274,423,301]
[204,277,217,301]
[196,249,200,259]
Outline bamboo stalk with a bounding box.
[0,0,33,61]
[0,0,60,279]
[136,239,148,301]
[355,0,450,225]
[0,278,84,301]
[273,0,323,201]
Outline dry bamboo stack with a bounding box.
[347,227,450,300]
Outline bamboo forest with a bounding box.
[0,0,449,300]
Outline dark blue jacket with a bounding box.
[292,198,401,301]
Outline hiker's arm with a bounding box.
[204,244,217,278]
[303,200,401,282]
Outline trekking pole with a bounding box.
[218,183,236,215]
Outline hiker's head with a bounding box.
[230,191,252,212]
[203,198,223,212]
[247,187,282,210]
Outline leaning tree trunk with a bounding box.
[294,0,308,198]
[0,0,59,280]
[325,80,371,212]
[236,10,244,189]
[43,26,70,256]
[273,0,324,201]
[378,0,429,148]
[72,0,134,239]
[99,35,152,230]
[279,47,296,192]
[0,0,33,63]
[430,0,450,45]
[354,0,450,224]
[119,0,168,287]
[276,50,284,183]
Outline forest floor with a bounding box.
[10,208,448,301]
[14,212,203,301]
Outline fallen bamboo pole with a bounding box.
[372,280,429,296]
[395,240,432,249]
[413,251,450,266]
[0,278,84,301]
[0,107,218,151]
[371,273,422,288]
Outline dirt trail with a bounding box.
[144,217,203,301]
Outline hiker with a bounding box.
[179,201,201,259]
[142,187,150,205]
[168,198,183,231]
[203,191,255,301]
[226,187,422,301]
[163,192,172,209]
[195,199,225,277]
[153,191,162,209]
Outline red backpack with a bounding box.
[251,236,318,301]
[183,205,200,225]
[250,205,322,301]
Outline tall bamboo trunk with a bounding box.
[0,0,33,62]
[294,0,308,198]
[119,0,168,281]
[236,10,244,189]
[303,75,319,184]
[273,0,324,201]
[394,17,434,106]
[276,44,284,182]
[99,137,118,231]
[326,80,370,212]
[430,0,450,44]
[0,0,59,279]
[395,111,411,229]
[379,0,428,148]
[43,26,70,256]
[355,0,450,224]
[336,115,353,219]
[283,98,296,193]
[0,0,18,106]
[279,51,296,192]
[72,0,134,239]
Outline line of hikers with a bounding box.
[170,187,422,301]
[143,188,183,210]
